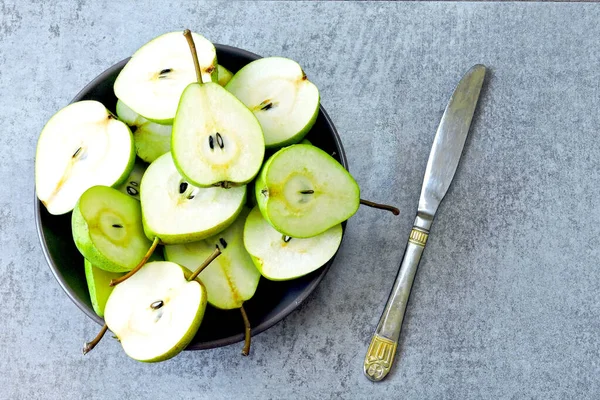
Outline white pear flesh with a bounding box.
[164,208,260,309]
[171,82,265,187]
[226,57,319,148]
[35,100,135,215]
[243,207,342,280]
[104,261,207,362]
[114,31,218,124]
[140,152,246,244]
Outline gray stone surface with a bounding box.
[2,1,600,398]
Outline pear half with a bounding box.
[72,185,153,272]
[35,100,135,215]
[255,144,359,238]
[226,57,319,148]
[244,207,342,280]
[114,31,218,124]
[117,161,146,200]
[84,259,124,317]
[165,208,260,309]
[217,65,233,86]
[116,100,172,163]
[104,261,207,362]
[171,82,265,187]
[140,152,246,244]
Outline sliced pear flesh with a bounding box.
[165,208,260,309]
[104,261,207,362]
[217,65,233,86]
[35,100,135,215]
[84,259,124,317]
[140,152,246,244]
[117,161,146,200]
[114,31,218,124]
[255,144,359,238]
[171,82,265,187]
[226,57,319,148]
[72,185,153,272]
[244,207,342,281]
[116,100,172,163]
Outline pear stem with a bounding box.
[110,237,160,286]
[188,246,222,282]
[240,305,252,356]
[183,29,204,84]
[360,199,400,216]
[83,323,108,355]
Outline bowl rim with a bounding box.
[34,43,348,350]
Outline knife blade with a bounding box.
[363,64,486,382]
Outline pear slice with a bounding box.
[165,208,260,309]
[255,144,360,238]
[116,161,146,200]
[141,152,246,244]
[104,261,207,362]
[217,65,233,86]
[72,185,153,272]
[243,207,342,280]
[114,31,218,124]
[171,82,265,187]
[116,100,172,163]
[226,57,319,148]
[35,100,135,215]
[84,259,124,317]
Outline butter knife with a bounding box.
[364,64,486,382]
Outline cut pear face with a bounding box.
[256,144,360,238]
[217,65,233,86]
[116,100,172,163]
[171,82,265,187]
[244,207,342,280]
[226,57,319,148]
[114,31,218,124]
[141,152,246,244]
[117,161,146,200]
[35,100,135,215]
[72,185,153,272]
[104,261,207,362]
[84,259,124,317]
[165,208,260,310]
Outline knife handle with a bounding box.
[363,226,429,382]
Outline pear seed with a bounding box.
[179,182,188,194]
[216,132,224,149]
[130,181,138,187]
[283,236,292,243]
[260,102,273,111]
[150,300,164,310]
[300,190,314,194]
[112,224,123,228]
[219,238,227,249]
[159,68,172,74]
[72,147,82,158]
[126,186,138,196]
[209,135,214,150]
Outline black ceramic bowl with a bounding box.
[34,44,348,350]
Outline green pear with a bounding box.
[114,31,218,124]
[104,261,207,362]
[244,207,342,280]
[84,259,124,317]
[116,161,146,200]
[140,152,246,244]
[116,100,172,163]
[164,208,260,309]
[217,65,233,86]
[35,101,135,215]
[226,57,319,148]
[255,144,360,238]
[72,185,153,272]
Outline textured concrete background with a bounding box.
[2,1,600,399]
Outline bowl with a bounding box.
[34,44,348,350]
